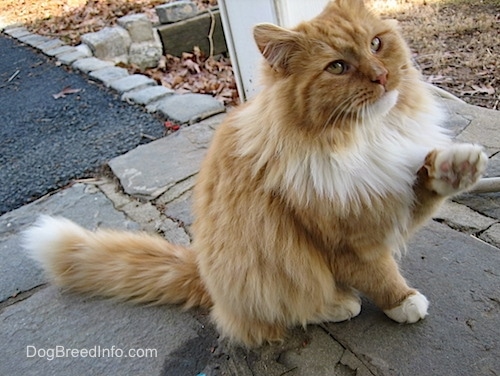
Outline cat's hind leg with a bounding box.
[308,286,362,324]
[211,302,286,347]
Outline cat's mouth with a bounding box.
[370,90,399,117]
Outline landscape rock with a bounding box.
[117,13,155,43]
[81,26,131,64]
[155,1,198,24]
[128,40,163,69]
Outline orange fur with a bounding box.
[24,0,487,347]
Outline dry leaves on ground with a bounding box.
[2,0,498,109]
[128,46,238,106]
[371,0,499,110]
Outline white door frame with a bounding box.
[219,0,329,102]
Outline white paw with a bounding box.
[384,292,429,323]
[426,144,487,196]
[310,295,362,324]
[329,295,362,322]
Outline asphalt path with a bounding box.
[0,34,165,215]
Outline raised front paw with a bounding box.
[384,291,429,323]
[423,144,487,196]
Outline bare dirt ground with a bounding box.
[1,0,498,109]
[371,0,499,110]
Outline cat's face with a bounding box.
[254,0,413,130]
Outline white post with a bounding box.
[219,0,329,102]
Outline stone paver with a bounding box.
[0,184,138,302]
[88,66,130,86]
[277,326,356,376]
[17,33,51,47]
[0,286,204,376]
[36,38,64,52]
[57,48,92,65]
[122,85,174,105]
[147,93,225,124]
[109,74,156,94]
[454,103,500,156]
[43,45,76,57]
[109,114,222,200]
[324,222,500,376]
[163,190,194,230]
[434,200,497,235]
[4,26,31,38]
[479,223,500,246]
[72,57,114,73]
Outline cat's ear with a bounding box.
[384,19,400,29]
[337,0,365,8]
[253,23,303,74]
[326,0,365,11]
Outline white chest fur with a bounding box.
[284,103,452,209]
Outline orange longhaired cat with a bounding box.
[24,0,487,347]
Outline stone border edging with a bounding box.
[1,24,226,126]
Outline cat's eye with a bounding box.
[326,61,347,75]
[370,37,382,53]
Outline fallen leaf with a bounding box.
[471,84,495,95]
[52,86,82,99]
[183,59,201,74]
[460,84,496,96]
[164,121,180,131]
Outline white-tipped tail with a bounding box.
[22,216,211,309]
[23,215,88,269]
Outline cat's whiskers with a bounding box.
[318,90,380,148]
[320,95,357,135]
[358,104,366,128]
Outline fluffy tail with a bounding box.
[23,216,211,309]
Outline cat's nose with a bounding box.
[372,72,388,86]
